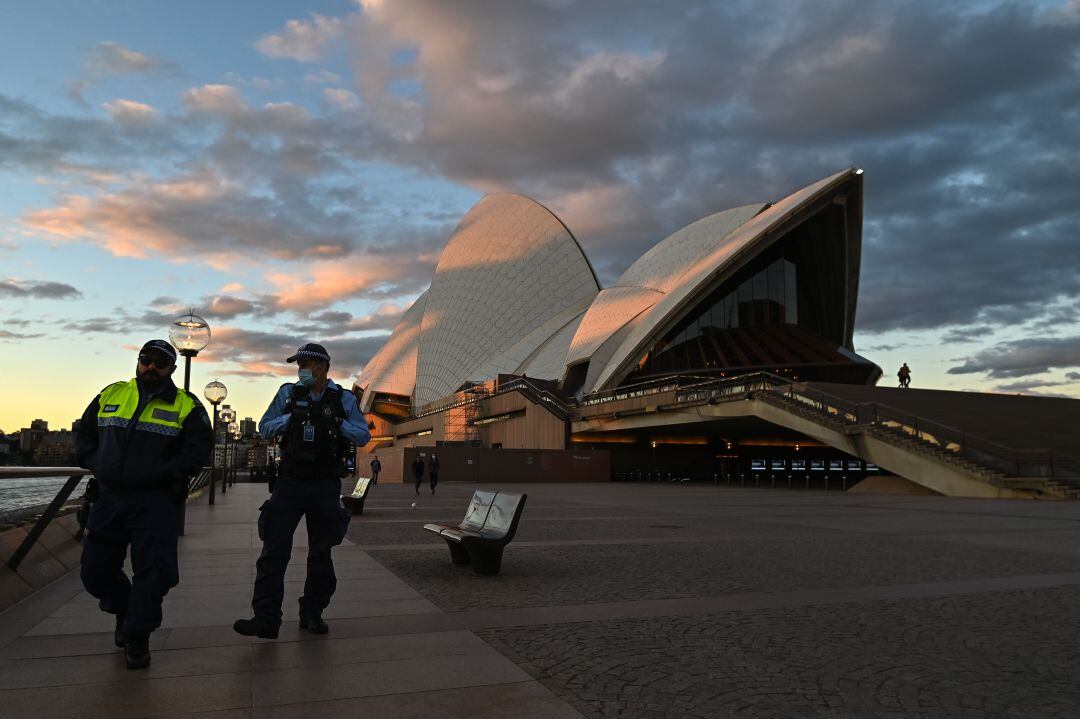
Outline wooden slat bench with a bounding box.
[423,490,528,575]
[340,476,373,515]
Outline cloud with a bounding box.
[0,278,81,299]
[948,336,1080,378]
[6,0,1080,353]
[182,84,249,115]
[201,326,386,382]
[255,14,343,62]
[0,330,45,340]
[323,88,360,111]
[69,42,173,105]
[102,99,157,124]
[305,70,343,85]
[992,378,1076,398]
[287,302,407,335]
[22,168,357,266]
[84,41,164,76]
[942,326,995,344]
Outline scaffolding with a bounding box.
[443,384,489,444]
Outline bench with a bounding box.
[423,490,527,575]
[340,476,373,515]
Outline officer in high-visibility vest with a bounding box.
[75,339,212,669]
[234,343,370,639]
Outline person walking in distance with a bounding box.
[411,454,425,495]
[898,363,912,389]
[428,453,440,494]
[76,340,212,669]
[233,343,370,639]
[370,456,381,485]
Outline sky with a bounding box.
[2,0,1079,432]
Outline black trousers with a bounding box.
[80,490,179,635]
[252,473,343,626]
[429,473,439,491]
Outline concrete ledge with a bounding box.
[0,516,83,613]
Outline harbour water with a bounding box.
[0,475,88,517]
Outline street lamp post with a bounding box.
[168,312,211,536]
[169,310,211,392]
[220,406,235,495]
[203,381,227,505]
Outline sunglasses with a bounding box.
[138,355,173,369]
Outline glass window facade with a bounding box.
[636,258,798,375]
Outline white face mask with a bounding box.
[298,368,316,387]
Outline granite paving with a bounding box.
[5,480,1080,718]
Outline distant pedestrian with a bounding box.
[370,457,381,484]
[898,363,911,389]
[428,453,440,494]
[411,455,425,495]
[76,339,212,669]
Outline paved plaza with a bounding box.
[3,481,1080,717]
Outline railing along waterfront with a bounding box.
[1,466,213,571]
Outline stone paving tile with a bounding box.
[478,586,1080,719]
[368,534,1079,612]
[251,682,583,718]
[0,642,252,690]
[251,651,531,705]
[0,672,252,719]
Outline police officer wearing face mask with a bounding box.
[234,343,370,638]
[76,340,212,669]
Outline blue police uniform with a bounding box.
[250,379,369,627]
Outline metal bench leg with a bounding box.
[467,544,506,575]
[444,539,471,566]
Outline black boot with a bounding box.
[233,616,279,639]
[114,613,127,648]
[299,612,329,634]
[124,632,150,670]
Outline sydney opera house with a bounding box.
[354,168,1079,497]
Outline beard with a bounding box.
[137,368,167,391]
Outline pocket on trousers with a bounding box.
[257,499,271,542]
[333,502,350,546]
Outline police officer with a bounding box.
[234,343,370,638]
[76,340,212,669]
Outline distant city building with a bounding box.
[32,430,75,465]
[239,417,257,438]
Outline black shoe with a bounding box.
[124,632,150,670]
[299,613,329,634]
[233,616,279,639]
[114,613,127,648]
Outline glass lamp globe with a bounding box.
[203,380,227,406]
[220,407,236,424]
[170,311,211,356]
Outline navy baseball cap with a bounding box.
[140,339,178,364]
[287,342,331,363]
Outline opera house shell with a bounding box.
[355,167,880,417]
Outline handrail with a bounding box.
[573,369,1079,481]
[577,374,715,407]
[762,384,1080,480]
[2,466,214,571]
[412,378,575,421]
[2,468,90,570]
